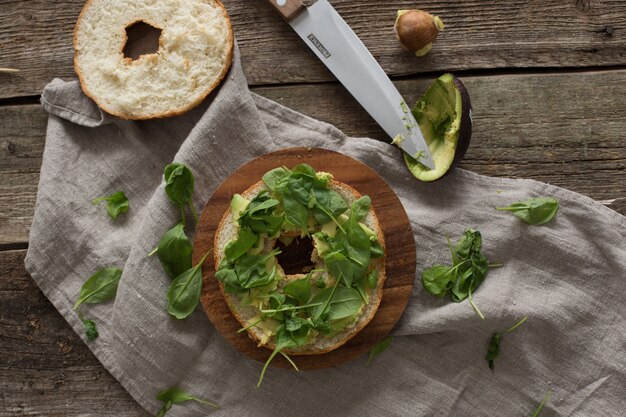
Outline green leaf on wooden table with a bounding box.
[496,197,559,225]
[91,191,129,219]
[530,390,553,417]
[166,251,212,319]
[156,222,193,279]
[73,267,123,310]
[366,335,394,366]
[155,387,219,417]
[485,316,528,371]
[82,319,99,341]
[164,163,198,224]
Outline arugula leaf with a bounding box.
[235,250,280,288]
[316,275,326,288]
[497,197,559,225]
[224,227,257,261]
[166,251,211,319]
[216,250,281,293]
[485,333,502,371]
[239,192,284,236]
[73,267,123,310]
[342,215,371,267]
[286,175,314,205]
[285,316,303,332]
[324,251,355,286]
[265,292,291,322]
[155,387,219,416]
[156,222,193,279]
[530,390,553,417]
[351,196,371,221]
[164,163,194,207]
[82,319,99,341]
[256,328,299,388]
[279,319,312,347]
[366,335,393,366]
[282,194,309,231]
[451,229,482,263]
[370,239,384,258]
[486,316,528,371]
[367,269,378,288]
[215,268,239,294]
[247,195,280,215]
[292,164,317,177]
[283,274,311,305]
[259,281,363,334]
[310,187,349,225]
[450,256,488,302]
[164,163,198,223]
[92,191,129,219]
[353,272,369,303]
[310,286,361,323]
[420,229,498,319]
[262,167,290,191]
[421,265,457,297]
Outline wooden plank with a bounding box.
[0,105,46,245]
[0,0,625,97]
[254,70,626,210]
[0,70,625,246]
[0,250,150,417]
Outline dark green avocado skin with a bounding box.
[449,76,472,175]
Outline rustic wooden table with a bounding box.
[1,0,624,415]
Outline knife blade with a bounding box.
[266,0,435,169]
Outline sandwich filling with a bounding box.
[215,164,384,357]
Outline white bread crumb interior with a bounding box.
[74,0,233,119]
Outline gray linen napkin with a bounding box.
[26,46,625,417]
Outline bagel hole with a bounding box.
[123,21,162,60]
[275,236,315,275]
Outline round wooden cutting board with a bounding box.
[193,147,416,370]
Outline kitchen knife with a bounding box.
[266,0,435,169]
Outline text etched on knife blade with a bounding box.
[307,34,331,59]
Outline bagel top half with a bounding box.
[73,0,233,120]
[214,168,386,356]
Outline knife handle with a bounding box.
[266,0,306,21]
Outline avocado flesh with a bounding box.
[231,194,250,221]
[404,73,462,181]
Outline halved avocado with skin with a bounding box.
[402,73,472,181]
